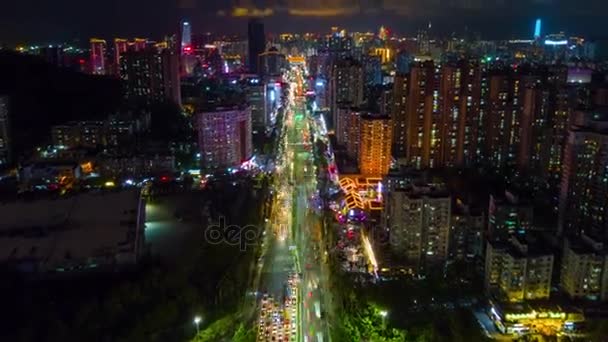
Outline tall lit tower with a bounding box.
[90,38,107,75]
[113,38,128,74]
[181,21,192,55]
[248,18,265,74]
[534,18,542,39]
[359,114,392,176]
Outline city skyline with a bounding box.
[3,1,608,45]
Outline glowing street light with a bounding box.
[380,310,388,325]
[193,316,202,333]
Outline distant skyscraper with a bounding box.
[113,38,129,75]
[247,18,265,74]
[90,38,107,75]
[133,38,147,52]
[534,18,542,39]
[38,45,66,68]
[0,96,10,165]
[359,114,392,176]
[181,21,192,55]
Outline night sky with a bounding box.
[2,0,608,45]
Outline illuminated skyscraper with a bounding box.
[386,183,451,274]
[181,21,192,55]
[113,38,129,75]
[483,73,534,170]
[359,114,392,176]
[120,48,181,106]
[329,58,364,130]
[559,112,608,237]
[90,38,107,75]
[392,74,408,159]
[534,18,542,39]
[405,61,440,168]
[336,106,361,160]
[247,18,265,74]
[195,106,252,170]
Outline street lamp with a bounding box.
[379,310,388,325]
[193,316,202,334]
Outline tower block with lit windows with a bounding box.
[359,114,393,176]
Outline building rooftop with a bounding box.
[0,190,143,271]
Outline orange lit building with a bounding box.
[372,47,393,64]
[359,114,392,176]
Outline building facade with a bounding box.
[561,234,608,301]
[559,117,608,237]
[248,19,265,74]
[386,184,451,274]
[329,58,364,130]
[195,106,252,170]
[90,38,107,75]
[485,236,554,302]
[359,114,392,176]
[120,48,181,106]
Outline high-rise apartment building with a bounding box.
[559,112,608,237]
[335,106,361,161]
[120,48,181,106]
[405,61,441,168]
[195,106,252,170]
[113,38,129,75]
[359,114,392,176]
[247,19,265,74]
[0,96,10,165]
[329,58,364,131]
[561,234,608,301]
[385,184,451,274]
[452,60,483,167]
[485,236,554,302]
[90,38,107,75]
[392,74,408,159]
[246,83,267,134]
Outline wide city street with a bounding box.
[255,65,332,342]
